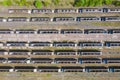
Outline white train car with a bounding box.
[8,9,31,14]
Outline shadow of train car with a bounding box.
[30,58,53,64]
[85,66,108,72]
[9,50,30,55]
[0,29,14,34]
[102,58,120,64]
[14,66,35,72]
[31,50,53,55]
[37,29,59,34]
[107,29,120,34]
[0,66,13,72]
[7,58,28,63]
[37,66,59,72]
[61,66,83,72]
[54,50,76,56]
[54,58,77,64]
[77,50,102,56]
[79,58,101,64]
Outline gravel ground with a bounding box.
[0,72,120,80]
[0,34,119,42]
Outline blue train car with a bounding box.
[78,42,102,47]
[102,58,120,64]
[84,29,107,34]
[107,29,120,34]
[109,66,120,72]
[104,41,120,47]
[101,16,120,21]
[85,66,108,72]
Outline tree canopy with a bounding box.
[73,0,113,7]
[34,0,42,8]
[1,0,120,7]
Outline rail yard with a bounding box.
[0,4,119,80]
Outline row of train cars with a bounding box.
[0,41,120,47]
[0,16,119,22]
[0,57,120,64]
[8,8,120,14]
[0,66,119,72]
[0,29,119,34]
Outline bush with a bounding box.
[52,0,60,5]
[34,0,42,8]
[42,1,49,7]
[3,0,12,6]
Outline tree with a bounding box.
[88,0,95,7]
[85,0,90,6]
[103,0,112,5]
[34,0,42,8]
[73,0,82,7]
[73,0,113,7]
[112,0,120,6]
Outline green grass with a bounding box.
[91,22,120,27]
